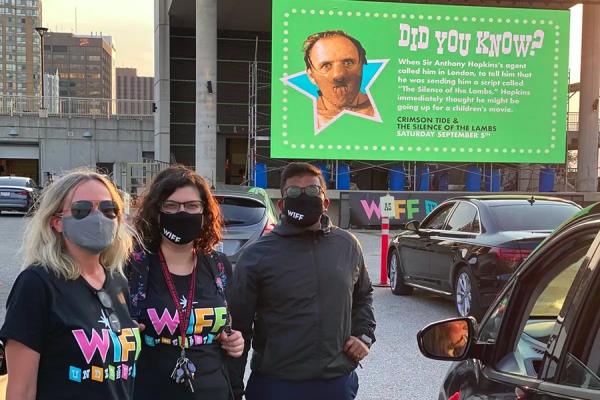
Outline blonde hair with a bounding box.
[22,167,138,280]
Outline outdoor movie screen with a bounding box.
[270,0,570,163]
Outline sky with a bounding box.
[43,0,154,76]
[43,1,583,82]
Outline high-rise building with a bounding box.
[0,0,43,97]
[43,32,116,100]
[116,67,153,115]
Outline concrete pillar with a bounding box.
[195,0,218,184]
[576,5,600,192]
[154,0,171,164]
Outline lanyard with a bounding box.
[158,249,197,352]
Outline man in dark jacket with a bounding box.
[228,162,376,400]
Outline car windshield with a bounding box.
[0,177,28,186]
[214,196,266,227]
[490,203,581,231]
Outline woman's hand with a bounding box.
[219,330,244,358]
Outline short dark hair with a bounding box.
[303,30,368,70]
[133,165,222,254]
[280,162,327,195]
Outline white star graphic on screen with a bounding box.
[180,295,198,309]
[98,310,111,329]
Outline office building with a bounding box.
[43,32,116,101]
[0,0,42,97]
[116,67,153,115]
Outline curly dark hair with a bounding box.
[133,165,222,254]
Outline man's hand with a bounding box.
[220,330,244,358]
[343,336,370,362]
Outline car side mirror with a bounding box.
[417,317,477,362]
[405,220,420,232]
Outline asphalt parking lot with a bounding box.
[0,213,456,399]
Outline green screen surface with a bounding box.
[271,0,570,163]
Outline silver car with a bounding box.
[212,185,280,264]
[0,176,40,215]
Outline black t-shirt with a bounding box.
[133,253,230,400]
[0,266,140,400]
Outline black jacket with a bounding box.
[228,215,376,396]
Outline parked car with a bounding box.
[212,185,279,264]
[0,176,40,215]
[387,195,582,319]
[416,203,600,400]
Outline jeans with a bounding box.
[245,371,359,400]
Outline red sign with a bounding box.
[79,38,89,46]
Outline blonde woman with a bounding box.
[0,169,142,400]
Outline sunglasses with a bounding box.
[67,200,120,220]
[283,185,323,199]
[97,289,122,336]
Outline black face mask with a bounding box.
[159,212,204,245]
[283,194,324,228]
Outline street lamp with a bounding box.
[35,27,48,109]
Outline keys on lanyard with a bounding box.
[171,349,197,393]
[158,249,198,394]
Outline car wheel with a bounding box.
[455,266,483,320]
[389,249,413,296]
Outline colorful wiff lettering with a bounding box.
[109,330,122,362]
[360,200,381,220]
[194,308,214,333]
[186,308,196,335]
[406,199,420,219]
[147,308,179,336]
[118,328,137,361]
[212,307,228,333]
[72,329,111,364]
[395,200,407,219]
[132,327,142,360]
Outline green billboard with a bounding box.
[271,0,570,163]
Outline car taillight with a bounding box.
[15,190,29,196]
[262,221,275,236]
[491,247,532,262]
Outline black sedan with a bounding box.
[416,203,600,400]
[387,195,582,319]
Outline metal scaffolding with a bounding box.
[245,37,271,185]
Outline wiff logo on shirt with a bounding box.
[144,306,227,348]
[68,311,141,384]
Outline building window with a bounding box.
[86,73,100,79]
[16,55,25,63]
[6,64,15,71]
[17,46,26,53]
[17,74,26,81]
[52,45,67,53]
[16,37,26,44]
[88,55,101,62]
[43,44,51,51]
[86,64,100,71]
[71,55,84,61]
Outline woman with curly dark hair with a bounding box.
[126,165,244,400]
